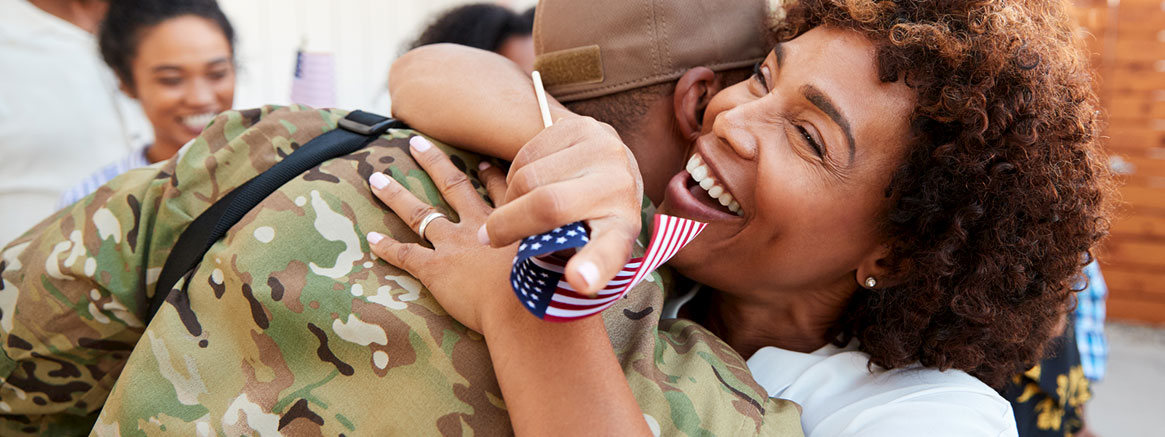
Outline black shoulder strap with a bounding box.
[148,110,405,322]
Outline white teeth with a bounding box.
[181,113,217,130]
[684,153,743,216]
[690,164,708,181]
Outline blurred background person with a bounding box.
[0,0,150,245]
[408,3,535,73]
[58,0,237,206]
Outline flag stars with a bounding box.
[556,237,567,244]
[541,235,552,241]
[531,242,542,250]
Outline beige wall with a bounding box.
[219,0,537,113]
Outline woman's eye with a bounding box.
[797,125,824,158]
[208,70,229,80]
[157,77,183,86]
[752,61,768,90]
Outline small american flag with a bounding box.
[290,50,336,108]
[510,215,706,322]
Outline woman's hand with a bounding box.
[365,135,515,333]
[482,116,645,296]
[366,136,652,436]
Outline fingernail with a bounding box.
[366,232,385,245]
[369,172,391,189]
[478,161,491,171]
[577,261,600,289]
[409,136,432,152]
[477,224,490,245]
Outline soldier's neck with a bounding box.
[624,99,689,205]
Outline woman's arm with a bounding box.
[391,46,645,295]
[389,44,575,161]
[482,289,652,435]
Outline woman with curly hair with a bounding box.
[374,0,1115,434]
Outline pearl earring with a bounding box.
[864,277,877,288]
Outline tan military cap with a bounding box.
[533,0,771,102]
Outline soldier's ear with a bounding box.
[672,67,716,141]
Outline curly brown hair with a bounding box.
[773,0,1117,388]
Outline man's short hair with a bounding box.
[565,67,754,136]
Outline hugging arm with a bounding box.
[389,44,573,161]
[366,138,651,435]
[390,44,645,296]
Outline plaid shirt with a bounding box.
[1074,260,1107,381]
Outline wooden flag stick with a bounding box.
[532,71,554,128]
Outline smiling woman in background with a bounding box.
[58,0,236,206]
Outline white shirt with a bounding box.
[748,342,1018,436]
[0,0,150,245]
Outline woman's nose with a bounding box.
[184,80,216,108]
[712,101,761,161]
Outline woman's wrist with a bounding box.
[478,281,557,340]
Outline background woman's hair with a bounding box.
[98,0,236,87]
[774,0,1117,388]
[408,3,534,53]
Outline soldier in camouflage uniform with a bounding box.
[0,1,804,436]
[0,106,798,436]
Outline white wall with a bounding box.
[218,0,537,114]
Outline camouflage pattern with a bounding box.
[0,105,803,436]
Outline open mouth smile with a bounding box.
[662,151,745,223]
[180,112,217,132]
[686,154,741,215]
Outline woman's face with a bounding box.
[128,15,235,149]
[659,26,916,297]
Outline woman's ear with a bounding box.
[119,81,138,100]
[672,67,717,141]
[855,243,902,290]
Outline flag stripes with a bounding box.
[510,215,706,322]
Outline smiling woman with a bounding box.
[380,0,1116,435]
[58,0,236,207]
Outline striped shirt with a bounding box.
[57,145,151,209]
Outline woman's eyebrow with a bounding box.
[772,43,785,68]
[800,84,855,163]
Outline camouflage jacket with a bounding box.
[0,106,802,436]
